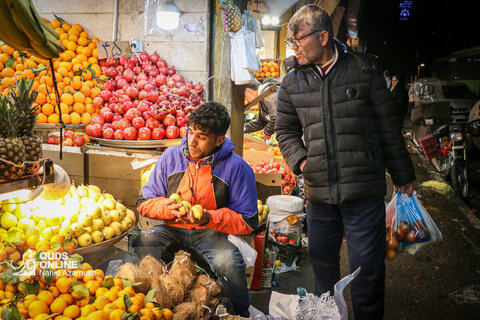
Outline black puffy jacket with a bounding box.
[275,44,415,204]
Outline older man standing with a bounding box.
[275,5,415,319]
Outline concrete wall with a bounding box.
[33,0,211,85]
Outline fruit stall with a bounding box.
[0,0,306,318]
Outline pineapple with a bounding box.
[220,0,242,33]
[10,78,42,173]
[0,96,25,180]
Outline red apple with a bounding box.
[163,114,176,127]
[132,117,145,129]
[64,130,74,139]
[165,125,180,139]
[123,127,138,140]
[114,129,124,140]
[47,135,57,144]
[179,126,188,138]
[138,127,152,140]
[91,115,105,126]
[152,127,165,140]
[73,135,85,147]
[103,127,115,139]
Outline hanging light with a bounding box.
[156,0,180,30]
[270,16,279,26]
[261,15,271,25]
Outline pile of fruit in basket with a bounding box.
[0,16,105,125]
[85,52,205,141]
[255,60,280,79]
[116,251,221,317]
[0,183,136,252]
[250,162,296,195]
[0,252,173,320]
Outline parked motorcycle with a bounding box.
[409,78,451,147]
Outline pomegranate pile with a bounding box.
[85,52,204,140]
[250,162,297,195]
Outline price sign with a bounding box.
[97,41,132,59]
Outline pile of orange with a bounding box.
[0,250,173,320]
[255,60,280,79]
[0,17,106,125]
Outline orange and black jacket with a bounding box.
[137,135,258,235]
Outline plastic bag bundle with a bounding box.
[385,192,443,260]
[296,292,340,320]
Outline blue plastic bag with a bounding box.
[386,192,443,258]
[393,193,443,254]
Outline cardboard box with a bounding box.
[243,149,274,167]
[255,173,282,203]
[244,135,271,152]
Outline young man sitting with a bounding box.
[134,102,258,316]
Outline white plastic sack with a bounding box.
[266,195,305,213]
[228,235,257,269]
[269,268,360,320]
[268,213,305,234]
[230,27,261,84]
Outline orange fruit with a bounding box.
[80,304,97,317]
[162,308,173,320]
[37,290,55,306]
[28,300,50,319]
[63,305,80,318]
[127,304,141,313]
[1,44,14,55]
[50,297,68,314]
[139,308,155,320]
[48,113,60,123]
[94,296,110,311]
[85,280,101,295]
[1,67,14,77]
[37,113,48,123]
[70,112,81,124]
[109,309,124,320]
[95,287,109,299]
[73,91,86,104]
[59,293,74,305]
[60,93,74,105]
[22,69,35,79]
[61,113,71,124]
[93,269,104,280]
[49,286,60,298]
[56,277,72,294]
[152,308,163,320]
[73,102,85,114]
[71,77,83,90]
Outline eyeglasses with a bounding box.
[285,30,322,47]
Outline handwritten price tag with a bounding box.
[97,41,132,59]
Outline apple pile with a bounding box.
[250,162,296,195]
[46,129,90,147]
[85,52,205,141]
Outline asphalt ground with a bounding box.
[249,139,480,319]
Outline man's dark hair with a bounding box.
[187,101,230,135]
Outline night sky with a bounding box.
[359,0,478,82]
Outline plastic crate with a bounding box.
[270,233,300,266]
[419,134,440,161]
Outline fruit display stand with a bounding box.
[41,143,167,211]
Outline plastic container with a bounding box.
[261,268,273,288]
[270,233,301,266]
[419,134,440,161]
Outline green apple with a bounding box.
[179,200,192,212]
[191,204,204,220]
[110,222,123,236]
[110,210,122,222]
[91,218,105,231]
[101,211,112,226]
[91,230,104,244]
[169,193,182,204]
[77,233,93,247]
[103,226,115,240]
[125,209,136,222]
[121,217,133,231]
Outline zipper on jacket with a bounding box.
[325,76,341,204]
